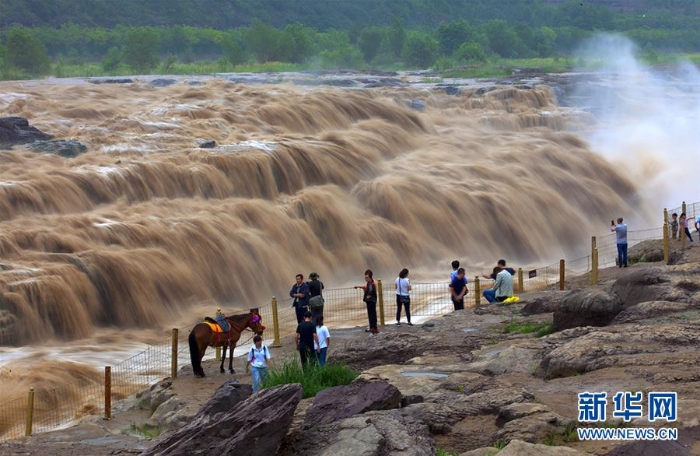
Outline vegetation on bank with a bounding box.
[1,1,700,80]
[262,358,358,399]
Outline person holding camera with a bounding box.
[611,217,628,268]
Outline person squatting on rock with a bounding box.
[355,269,379,335]
[308,272,325,324]
[314,316,330,367]
[449,267,468,311]
[295,311,320,370]
[488,266,514,303]
[611,217,628,267]
[290,274,310,325]
[395,268,412,326]
[482,259,516,303]
[247,335,271,393]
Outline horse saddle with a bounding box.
[204,316,230,333]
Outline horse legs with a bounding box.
[228,342,235,374]
[220,344,227,374]
[197,346,207,377]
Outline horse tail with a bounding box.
[189,330,201,375]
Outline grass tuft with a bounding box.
[262,357,358,398]
[503,321,553,336]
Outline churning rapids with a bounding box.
[0,70,655,406]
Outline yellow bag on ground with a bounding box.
[503,296,520,304]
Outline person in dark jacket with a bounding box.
[290,274,310,325]
[354,269,379,335]
[307,272,325,323]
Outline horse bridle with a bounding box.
[228,313,260,334]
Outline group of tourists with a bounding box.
[670,212,700,243]
[449,259,517,308]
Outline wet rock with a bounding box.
[27,139,87,157]
[410,99,428,111]
[289,410,435,456]
[143,383,298,456]
[198,140,217,148]
[444,86,461,96]
[465,343,542,376]
[136,380,174,414]
[148,396,188,431]
[628,239,665,263]
[332,332,435,371]
[322,79,357,87]
[304,379,402,428]
[460,448,500,456]
[0,117,52,148]
[498,439,583,455]
[150,78,177,87]
[88,78,134,84]
[552,289,622,331]
[495,408,570,443]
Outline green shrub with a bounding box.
[262,358,358,398]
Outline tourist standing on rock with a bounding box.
[695,215,700,233]
[481,259,516,281]
[314,316,330,367]
[296,311,320,370]
[611,217,628,267]
[680,213,693,242]
[395,268,412,326]
[290,274,310,325]
[671,213,678,240]
[449,267,468,310]
[308,272,325,324]
[355,269,379,335]
[489,266,514,303]
[247,335,271,393]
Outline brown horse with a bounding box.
[188,311,265,377]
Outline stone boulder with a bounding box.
[136,379,174,415]
[611,301,690,324]
[150,78,176,87]
[553,289,622,331]
[198,140,217,148]
[494,402,571,443]
[520,291,569,315]
[498,439,583,455]
[304,379,402,429]
[611,268,672,308]
[410,99,427,111]
[628,240,665,264]
[27,139,87,157]
[603,424,700,455]
[459,448,499,456]
[288,410,435,456]
[0,117,51,148]
[147,396,189,432]
[142,383,299,456]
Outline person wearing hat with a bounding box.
[247,335,271,393]
[307,272,325,323]
[290,274,310,325]
[295,311,320,370]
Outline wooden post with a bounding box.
[377,279,385,326]
[517,268,524,293]
[591,236,597,283]
[592,248,599,285]
[104,366,111,420]
[681,201,687,250]
[25,387,34,436]
[663,208,670,264]
[559,259,565,291]
[215,308,222,360]
[271,297,281,347]
[171,328,178,379]
[474,276,480,306]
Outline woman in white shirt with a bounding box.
[247,335,271,393]
[394,268,412,326]
[314,316,330,366]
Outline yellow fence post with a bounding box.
[215,308,222,360]
[171,328,178,379]
[592,248,599,285]
[663,208,670,264]
[591,236,597,283]
[25,387,34,437]
[104,366,111,420]
[271,297,282,347]
[474,276,480,306]
[517,268,524,293]
[681,201,687,250]
[559,259,565,291]
[377,279,385,326]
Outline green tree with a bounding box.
[123,28,159,72]
[101,46,122,72]
[6,27,51,75]
[246,19,286,62]
[533,27,557,57]
[483,19,523,58]
[454,42,487,63]
[357,26,385,63]
[437,20,473,57]
[402,32,439,68]
[221,30,248,66]
[388,17,406,57]
[282,23,316,63]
